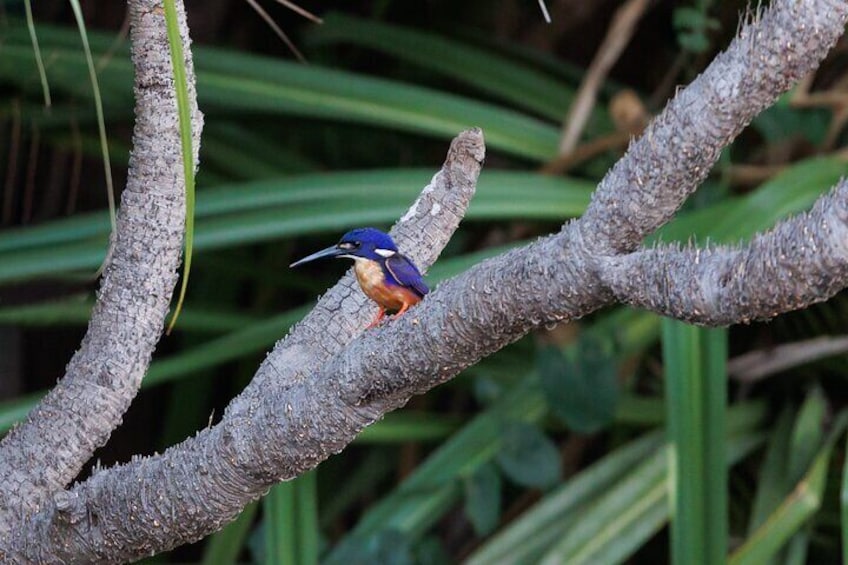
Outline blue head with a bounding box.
[290,228,399,267]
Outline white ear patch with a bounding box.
[375,249,396,258]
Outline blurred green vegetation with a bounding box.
[1,2,848,563]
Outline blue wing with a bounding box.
[384,254,429,298]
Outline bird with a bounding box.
[290,228,429,327]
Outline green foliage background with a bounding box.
[1,1,847,563]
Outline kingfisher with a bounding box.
[290,228,429,327]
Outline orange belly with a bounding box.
[354,259,421,312]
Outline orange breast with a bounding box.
[354,259,422,312]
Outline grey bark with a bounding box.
[2,0,848,561]
[602,181,848,325]
[0,0,202,538]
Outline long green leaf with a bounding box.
[309,13,576,121]
[0,25,561,161]
[163,0,196,333]
[467,432,664,564]
[0,298,257,332]
[0,151,837,285]
[540,446,668,565]
[193,45,559,161]
[0,171,592,282]
[662,322,728,565]
[746,389,827,564]
[264,482,298,565]
[731,412,848,565]
[202,502,259,565]
[354,412,461,444]
[656,156,847,244]
[748,407,796,534]
[263,471,319,565]
[542,431,764,565]
[66,1,116,233]
[297,471,320,565]
[0,306,302,435]
[328,367,763,564]
[23,0,51,107]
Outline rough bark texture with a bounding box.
[603,181,848,325]
[3,126,485,565]
[2,0,848,561]
[579,0,848,254]
[0,0,202,537]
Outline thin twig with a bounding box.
[244,0,306,62]
[271,0,322,24]
[557,0,652,155]
[542,130,632,175]
[729,336,848,383]
[97,6,131,71]
[537,0,551,23]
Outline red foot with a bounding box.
[367,309,386,329]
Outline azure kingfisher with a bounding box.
[290,228,429,327]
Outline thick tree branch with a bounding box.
[0,0,202,536]
[601,180,848,325]
[2,129,484,563]
[3,0,848,560]
[579,0,848,255]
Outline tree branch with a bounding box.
[2,128,484,563]
[3,0,848,560]
[601,180,848,325]
[0,0,202,537]
[729,335,848,383]
[579,0,848,254]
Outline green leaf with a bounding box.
[0,298,257,332]
[537,334,619,433]
[672,7,707,30]
[263,482,297,565]
[787,386,827,484]
[67,0,116,234]
[539,446,668,564]
[662,322,728,565]
[656,155,847,245]
[731,412,848,565]
[0,170,592,283]
[678,32,710,54]
[262,471,319,565]
[748,407,796,534]
[354,412,461,444]
[463,463,502,536]
[23,0,50,107]
[0,22,562,161]
[495,420,561,489]
[309,13,576,121]
[202,503,259,565]
[325,530,415,565]
[467,432,664,565]
[163,0,197,334]
[752,104,830,146]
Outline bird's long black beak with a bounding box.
[289,245,345,268]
